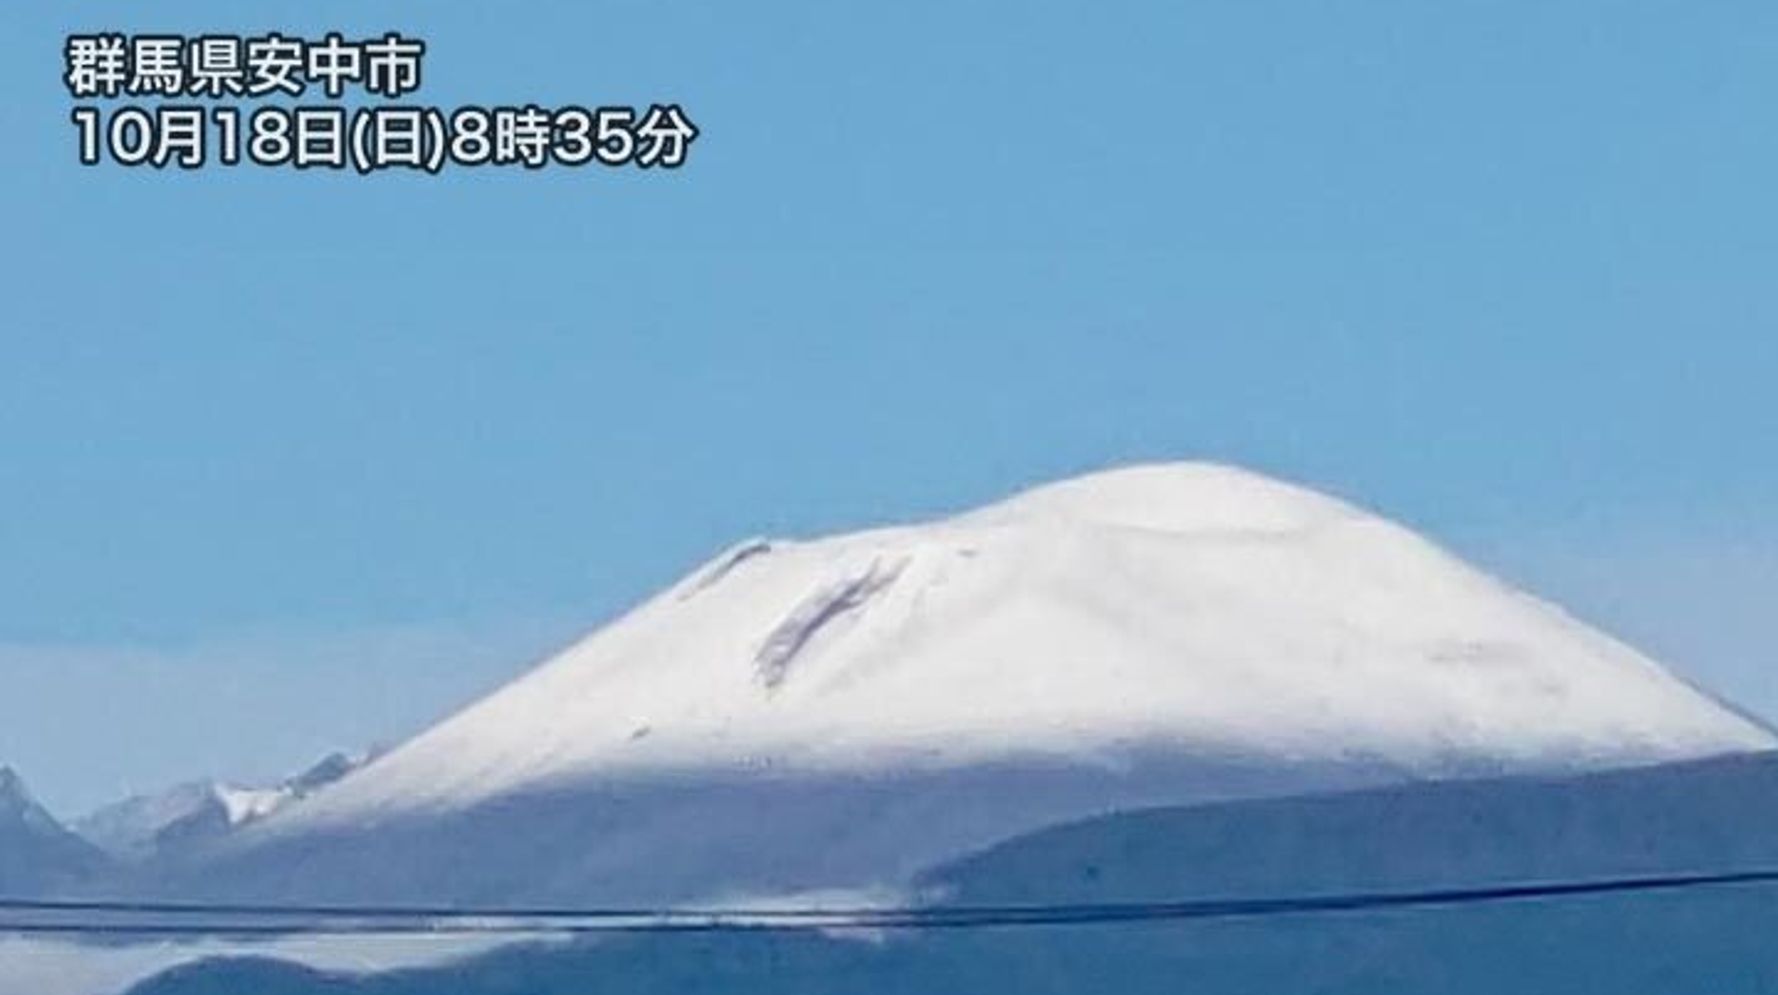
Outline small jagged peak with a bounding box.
[0,765,63,834]
[0,764,29,801]
[286,749,371,795]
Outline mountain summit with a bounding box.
[0,765,110,894]
[195,463,1771,903]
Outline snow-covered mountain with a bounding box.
[77,752,370,862]
[0,766,110,894]
[169,463,1771,904]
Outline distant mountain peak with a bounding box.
[0,763,110,895]
[287,750,369,794]
[76,749,373,861]
[0,764,55,829]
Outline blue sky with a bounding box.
[2,2,1774,815]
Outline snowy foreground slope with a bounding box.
[157,463,1771,904]
[127,753,1778,995]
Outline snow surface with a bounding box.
[264,462,1772,834]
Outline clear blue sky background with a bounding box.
[2,2,1774,815]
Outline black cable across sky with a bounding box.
[3,867,1776,936]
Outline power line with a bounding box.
[3,867,1777,936]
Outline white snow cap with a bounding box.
[277,462,1775,827]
